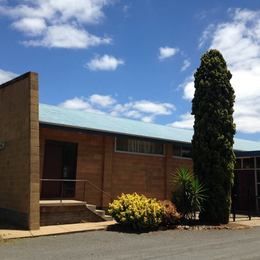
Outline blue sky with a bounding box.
[0,0,260,141]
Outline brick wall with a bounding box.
[0,72,40,229]
[112,152,165,200]
[40,127,193,208]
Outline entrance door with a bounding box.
[234,170,256,212]
[41,140,78,199]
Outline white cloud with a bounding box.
[87,55,124,71]
[124,110,142,119]
[12,18,46,36]
[0,69,17,84]
[60,97,90,110]
[0,0,111,24]
[141,116,154,123]
[0,0,112,49]
[158,46,179,60]
[60,95,175,123]
[23,25,111,49]
[59,96,105,114]
[181,59,191,71]
[176,8,260,134]
[169,113,194,129]
[89,94,116,107]
[179,76,194,100]
[183,81,194,100]
[198,24,215,49]
[132,100,174,115]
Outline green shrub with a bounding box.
[172,168,206,220]
[160,200,181,226]
[108,193,163,230]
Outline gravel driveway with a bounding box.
[0,227,260,260]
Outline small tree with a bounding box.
[192,49,235,224]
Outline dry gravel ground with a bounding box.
[0,227,260,260]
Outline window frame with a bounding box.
[172,142,192,160]
[114,136,165,157]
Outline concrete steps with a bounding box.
[86,204,113,221]
[40,200,113,226]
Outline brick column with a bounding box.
[101,136,114,208]
[164,143,173,200]
[0,72,40,230]
[28,73,40,230]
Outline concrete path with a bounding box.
[234,216,260,227]
[0,221,115,240]
[0,216,259,240]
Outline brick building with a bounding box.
[0,72,259,230]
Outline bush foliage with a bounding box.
[160,200,181,226]
[108,193,164,230]
[192,49,235,224]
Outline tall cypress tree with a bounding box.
[192,49,235,224]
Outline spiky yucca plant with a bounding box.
[172,168,207,220]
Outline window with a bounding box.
[115,137,164,155]
[257,170,260,183]
[256,157,260,169]
[235,159,242,169]
[243,158,254,169]
[173,142,192,158]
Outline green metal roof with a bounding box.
[39,103,260,152]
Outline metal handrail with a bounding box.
[41,178,91,182]
[40,178,112,203]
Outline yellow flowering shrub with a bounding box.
[108,193,164,230]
